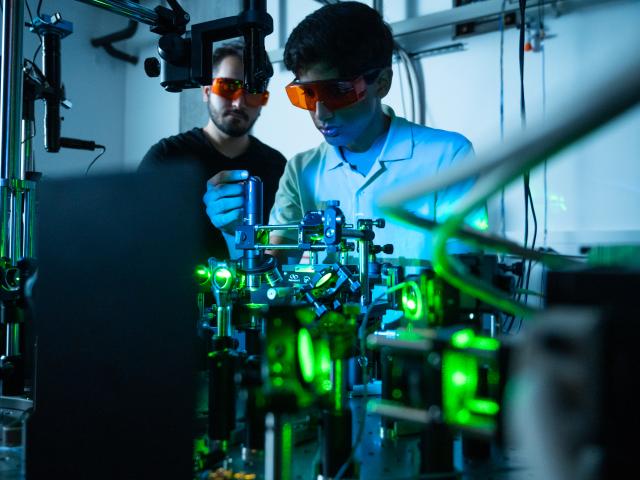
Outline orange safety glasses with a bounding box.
[285,75,369,112]
[211,77,270,107]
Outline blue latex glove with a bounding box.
[203,169,248,235]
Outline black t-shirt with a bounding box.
[139,128,287,261]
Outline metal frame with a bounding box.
[0,0,26,264]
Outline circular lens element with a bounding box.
[402,282,423,321]
[213,267,233,290]
[194,265,211,285]
[315,271,334,288]
[298,328,315,383]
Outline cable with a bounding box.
[36,0,43,17]
[32,37,42,65]
[516,0,538,325]
[540,2,549,308]
[22,59,43,149]
[525,182,537,293]
[395,49,408,119]
[522,175,529,259]
[25,1,43,64]
[25,0,34,22]
[395,45,416,123]
[518,0,527,127]
[395,43,424,125]
[85,145,106,175]
[520,180,537,331]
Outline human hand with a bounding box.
[203,170,249,235]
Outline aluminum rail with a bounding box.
[75,0,159,26]
[0,0,25,263]
[0,0,24,181]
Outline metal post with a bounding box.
[265,413,292,480]
[332,358,346,412]
[0,0,25,266]
[10,189,23,262]
[217,305,232,337]
[359,238,370,306]
[489,314,499,337]
[321,358,354,477]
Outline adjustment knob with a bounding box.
[374,218,386,228]
[382,244,394,254]
[144,57,161,78]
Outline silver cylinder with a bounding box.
[359,239,370,306]
[489,314,499,337]
[1,0,25,180]
[0,0,25,266]
[5,323,20,356]
[246,272,261,290]
[216,305,232,337]
[265,413,278,480]
[265,413,292,480]
[10,187,23,262]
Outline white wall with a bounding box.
[23,0,128,176]
[122,22,180,170]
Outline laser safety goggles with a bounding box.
[211,77,270,107]
[285,69,382,112]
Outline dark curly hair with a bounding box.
[284,2,394,78]
[211,40,244,74]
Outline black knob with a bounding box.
[144,57,161,78]
[382,244,394,254]
[374,218,386,228]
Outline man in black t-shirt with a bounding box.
[140,41,286,259]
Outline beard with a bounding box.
[208,103,258,138]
